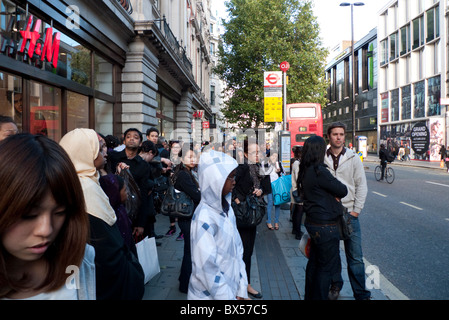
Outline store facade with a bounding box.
[0,0,134,140]
[377,1,448,161]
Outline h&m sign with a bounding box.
[1,15,61,68]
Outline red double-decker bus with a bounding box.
[286,103,323,156]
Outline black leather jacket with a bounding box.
[302,164,348,224]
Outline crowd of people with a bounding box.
[0,115,374,300]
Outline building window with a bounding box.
[413,80,425,118]
[426,5,439,43]
[390,32,398,61]
[380,93,389,123]
[344,58,350,98]
[412,16,424,49]
[401,85,411,120]
[427,75,441,116]
[156,93,175,138]
[94,54,113,96]
[400,25,410,56]
[95,99,113,136]
[380,39,388,65]
[332,67,337,102]
[391,89,399,121]
[0,71,23,133]
[337,62,344,101]
[30,81,62,141]
[67,91,89,131]
[210,85,215,106]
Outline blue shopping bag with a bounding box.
[271,175,292,206]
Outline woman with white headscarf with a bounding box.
[60,128,144,300]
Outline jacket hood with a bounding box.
[198,150,238,212]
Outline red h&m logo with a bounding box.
[18,15,61,68]
[193,111,204,119]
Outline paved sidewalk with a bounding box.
[143,208,400,300]
[142,153,445,301]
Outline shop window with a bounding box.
[95,99,113,136]
[65,40,92,87]
[30,81,62,141]
[94,54,113,95]
[427,76,440,116]
[0,70,22,132]
[67,91,89,131]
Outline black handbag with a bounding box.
[232,195,267,228]
[338,205,353,240]
[160,174,194,219]
[292,189,302,203]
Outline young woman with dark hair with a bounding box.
[172,144,201,293]
[298,135,348,300]
[233,138,264,299]
[0,133,94,299]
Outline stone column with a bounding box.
[171,89,194,142]
[121,36,159,134]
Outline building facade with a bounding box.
[378,0,448,161]
[324,28,378,153]
[208,3,228,138]
[0,0,214,142]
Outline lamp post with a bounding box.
[340,2,364,149]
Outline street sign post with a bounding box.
[280,61,290,130]
[264,72,283,123]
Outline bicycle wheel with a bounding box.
[385,167,395,184]
[374,166,382,181]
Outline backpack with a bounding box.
[386,151,395,163]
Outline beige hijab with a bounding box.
[60,128,117,226]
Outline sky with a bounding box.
[211,0,391,50]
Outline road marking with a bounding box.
[372,191,387,197]
[426,181,449,188]
[400,202,423,211]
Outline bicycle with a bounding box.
[374,162,395,184]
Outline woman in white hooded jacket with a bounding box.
[188,150,248,300]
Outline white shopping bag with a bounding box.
[136,236,160,284]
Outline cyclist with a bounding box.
[379,144,388,181]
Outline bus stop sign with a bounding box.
[280,61,290,72]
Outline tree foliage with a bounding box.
[215,0,328,128]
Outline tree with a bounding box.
[215,0,328,128]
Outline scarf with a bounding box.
[60,128,117,226]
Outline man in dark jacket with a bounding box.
[108,128,153,237]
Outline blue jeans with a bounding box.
[332,215,371,300]
[304,222,341,300]
[266,193,281,224]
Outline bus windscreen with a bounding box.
[289,107,316,118]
